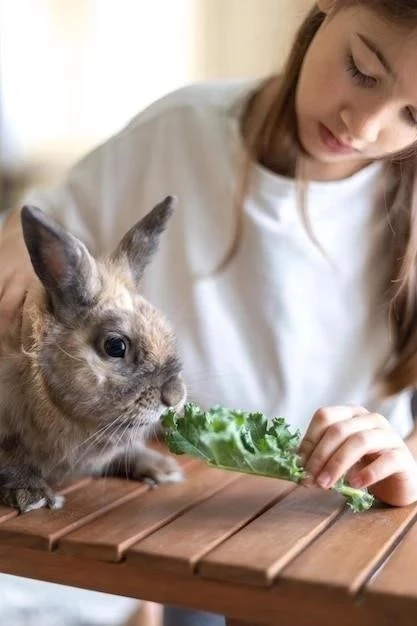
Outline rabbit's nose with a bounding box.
[161,376,186,408]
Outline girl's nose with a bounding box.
[340,107,381,144]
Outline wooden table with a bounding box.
[0,446,416,626]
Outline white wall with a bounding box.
[0,0,313,176]
[198,0,312,79]
[0,0,200,168]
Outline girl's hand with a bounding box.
[298,405,417,507]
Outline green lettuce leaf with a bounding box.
[162,403,374,513]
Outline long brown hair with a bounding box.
[223,1,417,398]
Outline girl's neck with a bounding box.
[300,156,375,182]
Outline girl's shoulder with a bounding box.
[125,79,261,132]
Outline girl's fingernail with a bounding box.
[317,472,331,488]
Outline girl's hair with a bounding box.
[227,0,417,398]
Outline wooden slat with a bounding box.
[0,543,396,626]
[127,474,294,574]
[366,513,417,600]
[59,463,239,561]
[0,478,93,525]
[0,478,149,550]
[0,438,176,527]
[281,502,417,594]
[227,621,263,626]
[55,478,93,494]
[198,486,344,586]
[0,446,192,546]
[0,505,19,524]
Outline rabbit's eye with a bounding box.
[104,336,127,358]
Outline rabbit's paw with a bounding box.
[0,486,65,513]
[133,447,184,486]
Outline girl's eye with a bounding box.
[345,53,377,89]
[404,107,417,128]
[104,336,128,358]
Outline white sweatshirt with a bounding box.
[22,80,414,438]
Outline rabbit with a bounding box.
[0,196,186,513]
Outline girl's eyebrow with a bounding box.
[357,33,397,79]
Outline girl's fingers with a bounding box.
[315,428,403,488]
[349,448,416,489]
[303,413,392,478]
[299,405,370,462]
[298,404,415,501]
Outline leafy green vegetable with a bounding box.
[162,403,374,513]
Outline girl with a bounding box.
[2,2,417,625]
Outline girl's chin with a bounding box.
[297,144,372,179]
[300,139,367,166]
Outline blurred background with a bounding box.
[0,1,312,625]
[0,0,313,211]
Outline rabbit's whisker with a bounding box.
[57,416,125,481]
[52,342,85,363]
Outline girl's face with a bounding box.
[295,3,417,180]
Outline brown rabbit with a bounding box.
[0,196,186,512]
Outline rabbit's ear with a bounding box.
[112,195,176,285]
[21,206,99,313]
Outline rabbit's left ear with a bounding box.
[111,195,176,286]
[21,206,100,316]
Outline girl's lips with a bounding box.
[318,123,357,154]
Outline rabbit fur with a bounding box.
[0,196,186,512]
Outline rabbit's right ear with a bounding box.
[21,206,100,315]
[111,195,176,286]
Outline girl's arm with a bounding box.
[0,208,35,330]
